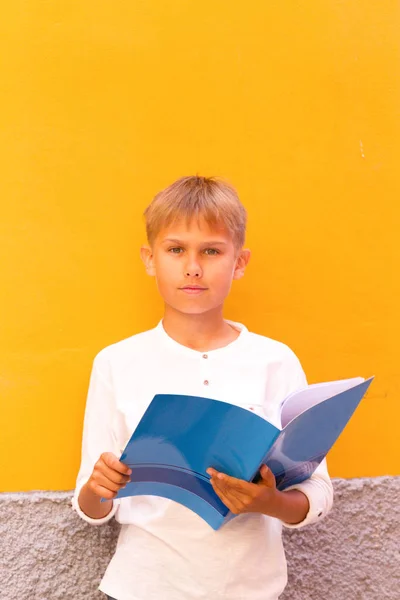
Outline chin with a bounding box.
[177,306,212,315]
[166,301,218,316]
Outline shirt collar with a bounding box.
[155,319,249,357]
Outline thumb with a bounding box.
[258,464,276,489]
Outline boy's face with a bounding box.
[141,217,250,316]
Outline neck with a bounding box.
[162,305,239,352]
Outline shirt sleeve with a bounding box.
[280,458,334,529]
[71,351,121,525]
[278,347,334,529]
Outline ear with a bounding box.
[140,245,156,276]
[233,248,251,280]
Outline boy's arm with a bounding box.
[275,351,334,527]
[72,352,122,525]
[279,459,334,528]
[269,488,310,525]
[207,458,333,526]
[78,480,114,521]
[77,451,131,521]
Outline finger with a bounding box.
[210,479,241,514]
[91,470,128,493]
[89,481,119,500]
[206,468,218,477]
[101,452,132,476]
[211,477,253,506]
[95,461,131,486]
[211,471,256,495]
[207,468,254,490]
[89,474,120,497]
[258,464,277,489]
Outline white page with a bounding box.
[280,377,365,428]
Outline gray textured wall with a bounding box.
[1,477,399,600]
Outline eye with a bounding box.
[168,247,183,254]
[204,248,220,256]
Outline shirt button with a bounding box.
[203,380,209,386]
[202,354,208,359]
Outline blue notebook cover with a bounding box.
[113,377,373,529]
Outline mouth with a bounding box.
[179,286,208,294]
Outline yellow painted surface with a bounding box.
[0,1,399,491]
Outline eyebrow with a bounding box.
[162,238,228,246]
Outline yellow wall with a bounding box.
[1,1,399,492]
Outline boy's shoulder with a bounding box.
[245,327,306,386]
[93,325,159,366]
[245,326,301,363]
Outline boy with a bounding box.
[72,176,333,600]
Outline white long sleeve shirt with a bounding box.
[72,320,333,600]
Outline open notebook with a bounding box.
[109,376,373,529]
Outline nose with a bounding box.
[186,269,200,277]
[184,255,202,278]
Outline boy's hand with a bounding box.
[206,464,280,517]
[87,452,132,500]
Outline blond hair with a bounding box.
[143,176,247,249]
